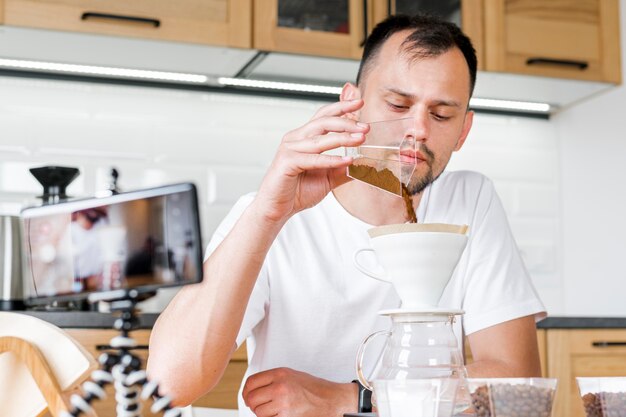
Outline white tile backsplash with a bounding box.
[0,76,564,314]
[208,166,265,205]
[515,184,559,217]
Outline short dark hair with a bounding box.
[356,14,477,97]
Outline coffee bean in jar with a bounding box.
[470,383,555,417]
[582,391,626,417]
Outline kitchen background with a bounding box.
[0,1,624,318]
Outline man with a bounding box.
[148,14,545,417]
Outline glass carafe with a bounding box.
[356,311,469,414]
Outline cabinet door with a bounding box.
[2,0,251,48]
[371,0,485,71]
[254,0,365,59]
[64,329,248,416]
[192,343,248,409]
[547,329,626,417]
[484,0,621,83]
[64,329,157,417]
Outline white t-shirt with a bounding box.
[205,170,546,416]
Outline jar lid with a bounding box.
[378,307,464,322]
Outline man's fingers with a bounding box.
[251,401,279,417]
[311,99,363,120]
[285,117,368,144]
[242,371,275,400]
[288,131,365,155]
[244,385,274,412]
[279,153,354,176]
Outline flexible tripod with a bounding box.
[61,289,182,417]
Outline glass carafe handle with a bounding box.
[355,330,391,391]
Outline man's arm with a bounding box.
[465,315,542,377]
[147,99,368,406]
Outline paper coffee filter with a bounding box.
[367,223,469,238]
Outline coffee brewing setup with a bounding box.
[353,223,470,417]
[345,118,471,417]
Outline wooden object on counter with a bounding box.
[0,337,72,417]
[548,329,626,417]
[484,0,621,83]
[1,0,251,48]
[0,313,97,417]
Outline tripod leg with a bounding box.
[60,369,114,417]
[138,375,182,417]
[113,362,142,417]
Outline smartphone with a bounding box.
[20,183,203,304]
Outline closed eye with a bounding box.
[387,102,409,111]
[431,112,451,121]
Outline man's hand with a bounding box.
[242,368,358,417]
[253,99,368,225]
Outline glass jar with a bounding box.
[356,310,469,414]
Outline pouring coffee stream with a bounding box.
[353,223,470,417]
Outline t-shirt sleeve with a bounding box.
[204,193,270,348]
[461,177,546,335]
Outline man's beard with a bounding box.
[406,145,439,195]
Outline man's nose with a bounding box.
[403,113,429,143]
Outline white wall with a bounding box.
[550,0,626,316]
[0,75,563,313]
[2,3,624,319]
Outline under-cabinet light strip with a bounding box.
[470,97,551,113]
[217,77,552,113]
[0,58,208,83]
[217,77,343,95]
[0,58,552,114]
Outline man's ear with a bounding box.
[454,110,474,152]
[340,82,361,120]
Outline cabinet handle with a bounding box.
[96,344,149,350]
[592,341,626,347]
[81,12,161,28]
[526,58,588,70]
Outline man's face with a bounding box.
[353,31,474,195]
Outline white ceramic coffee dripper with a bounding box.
[354,224,468,310]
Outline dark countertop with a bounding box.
[8,311,626,330]
[12,310,159,329]
[537,316,626,329]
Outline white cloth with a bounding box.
[204,170,546,417]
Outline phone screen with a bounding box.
[21,183,203,303]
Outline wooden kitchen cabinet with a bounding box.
[483,0,621,83]
[0,0,251,48]
[64,328,247,417]
[254,0,485,62]
[547,329,626,417]
[254,0,366,59]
